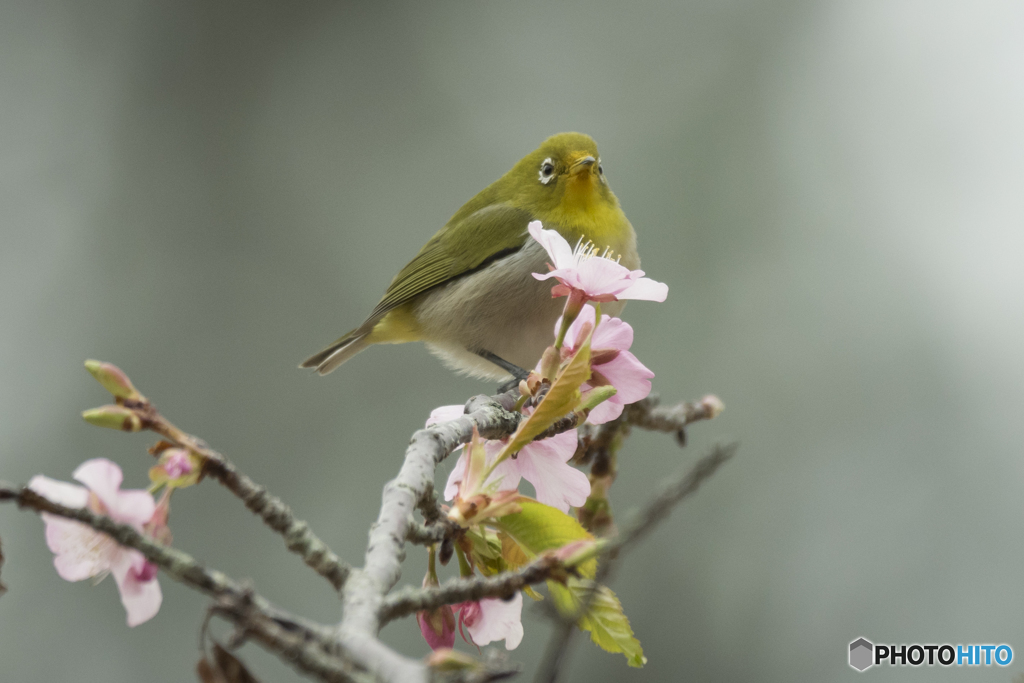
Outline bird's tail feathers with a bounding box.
[299,328,372,375]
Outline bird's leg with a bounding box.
[474,349,530,393]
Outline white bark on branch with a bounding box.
[337,393,526,683]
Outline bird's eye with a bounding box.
[598,157,604,175]
[538,158,555,185]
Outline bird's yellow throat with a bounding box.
[543,165,627,249]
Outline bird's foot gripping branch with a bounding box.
[0,221,732,683]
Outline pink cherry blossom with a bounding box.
[29,458,163,626]
[528,221,668,304]
[430,406,589,513]
[455,593,524,650]
[161,448,193,478]
[552,304,655,425]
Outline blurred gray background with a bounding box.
[2,1,1023,681]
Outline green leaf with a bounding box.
[496,325,593,460]
[549,579,646,668]
[499,532,530,569]
[492,500,596,578]
[499,533,543,600]
[464,527,503,576]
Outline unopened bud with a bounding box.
[539,346,560,381]
[578,385,617,413]
[438,537,454,566]
[701,394,725,419]
[82,405,143,432]
[84,360,143,401]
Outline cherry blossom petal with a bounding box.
[596,351,654,405]
[444,442,521,501]
[518,455,590,512]
[72,459,155,527]
[72,459,123,507]
[28,475,89,508]
[110,550,162,627]
[590,314,634,351]
[574,258,638,296]
[527,221,573,268]
[46,520,115,581]
[556,304,608,351]
[521,428,578,464]
[28,475,110,581]
[105,490,157,528]
[616,276,669,302]
[532,266,578,285]
[426,404,464,426]
[585,398,625,425]
[463,594,524,650]
[443,457,466,501]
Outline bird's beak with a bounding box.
[569,155,597,177]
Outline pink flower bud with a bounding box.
[417,605,456,650]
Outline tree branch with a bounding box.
[381,442,736,625]
[620,393,724,438]
[379,556,560,624]
[14,363,727,683]
[337,393,526,683]
[121,397,353,591]
[0,483,360,682]
[533,442,737,683]
[200,452,352,591]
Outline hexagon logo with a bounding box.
[849,638,874,671]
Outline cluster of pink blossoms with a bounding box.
[419,221,667,652]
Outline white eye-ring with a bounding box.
[539,158,555,185]
[597,157,604,175]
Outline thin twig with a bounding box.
[383,443,736,624]
[406,519,457,546]
[380,556,561,624]
[201,453,351,591]
[533,443,737,683]
[621,393,724,438]
[598,442,736,568]
[130,401,352,591]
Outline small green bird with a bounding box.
[301,132,639,380]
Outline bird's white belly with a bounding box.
[413,239,625,379]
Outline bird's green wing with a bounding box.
[365,203,535,322]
